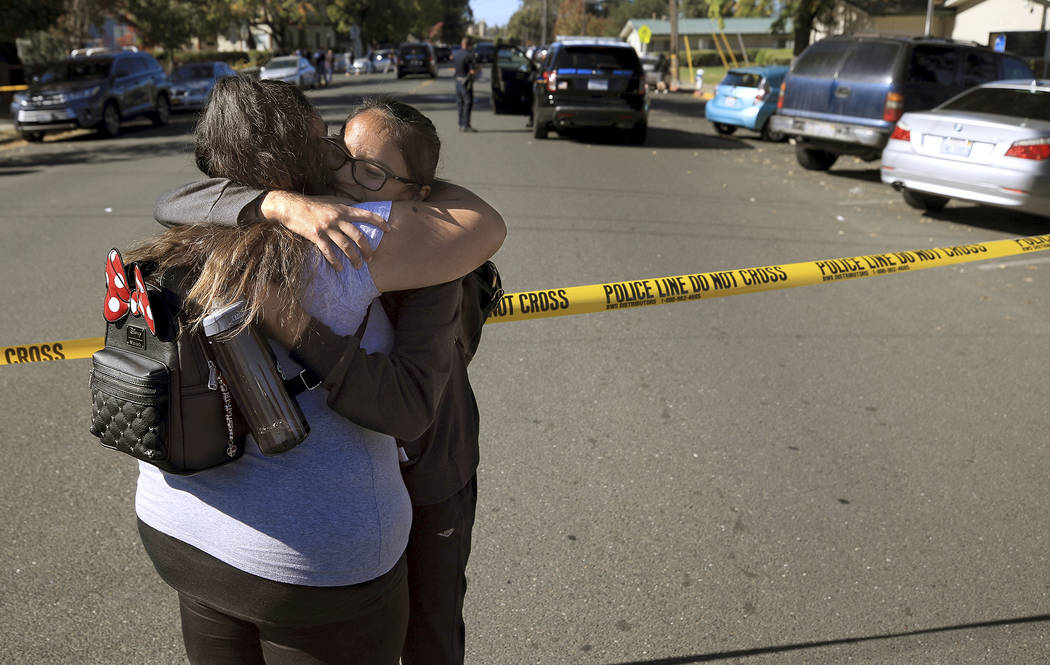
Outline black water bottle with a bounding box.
[202,301,309,455]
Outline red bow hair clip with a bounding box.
[103,248,155,334]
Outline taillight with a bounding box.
[545,70,557,93]
[889,124,911,142]
[638,72,647,94]
[1004,138,1050,160]
[755,83,768,104]
[776,81,786,110]
[883,92,904,123]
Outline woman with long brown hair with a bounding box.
[130,77,501,665]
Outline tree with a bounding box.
[773,0,836,54]
[227,0,321,52]
[506,0,557,44]
[118,0,228,69]
[13,0,110,66]
[602,0,667,37]
[0,0,67,43]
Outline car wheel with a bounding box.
[901,189,949,212]
[795,145,838,171]
[99,101,121,138]
[627,121,647,145]
[21,131,44,143]
[760,121,784,142]
[151,93,171,126]
[713,122,737,136]
[533,121,548,139]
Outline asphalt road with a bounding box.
[1,68,1049,664]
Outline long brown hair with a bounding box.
[127,77,326,335]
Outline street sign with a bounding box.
[638,24,652,44]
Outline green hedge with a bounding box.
[157,50,273,69]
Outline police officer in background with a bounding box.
[452,37,480,132]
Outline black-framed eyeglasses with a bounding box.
[320,136,422,191]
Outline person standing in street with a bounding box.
[452,37,479,132]
[324,49,334,86]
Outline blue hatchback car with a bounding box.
[705,65,788,141]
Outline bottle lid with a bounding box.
[202,301,247,338]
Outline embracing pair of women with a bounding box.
[128,76,506,665]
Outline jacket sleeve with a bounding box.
[154,178,266,228]
[290,281,459,441]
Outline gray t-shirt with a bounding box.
[136,203,412,586]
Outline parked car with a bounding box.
[396,42,438,79]
[11,49,171,141]
[474,41,496,64]
[880,79,1050,216]
[705,65,789,141]
[531,37,648,144]
[259,55,317,88]
[491,42,535,114]
[168,61,237,111]
[769,35,1034,171]
[434,45,452,63]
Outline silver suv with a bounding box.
[12,50,171,141]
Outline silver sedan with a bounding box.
[880,80,1050,217]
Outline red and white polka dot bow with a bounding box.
[103,248,155,334]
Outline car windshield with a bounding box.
[172,64,214,81]
[554,46,638,71]
[39,59,112,83]
[266,57,298,69]
[939,87,1050,121]
[722,72,762,88]
[497,47,530,68]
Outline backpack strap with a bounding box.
[284,301,373,397]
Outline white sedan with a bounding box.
[259,56,317,89]
[881,80,1050,216]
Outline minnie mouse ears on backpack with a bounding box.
[103,248,156,335]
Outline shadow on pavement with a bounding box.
[826,167,883,184]
[603,613,1050,664]
[545,126,752,151]
[923,205,1050,236]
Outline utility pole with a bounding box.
[923,0,934,36]
[669,0,678,88]
[542,0,548,45]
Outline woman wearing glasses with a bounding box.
[134,79,503,665]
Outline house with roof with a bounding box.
[822,0,1049,46]
[619,17,793,55]
[946,0,1049,46]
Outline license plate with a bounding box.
[587,78,608,91]
[724,95,739,106]
[18,109,64,123]
[941,137,972,157]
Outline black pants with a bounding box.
[402,475,478,665]
[138,520,409,665]
[455,78,474,129]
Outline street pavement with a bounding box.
[1,69,1048,664]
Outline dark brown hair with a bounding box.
[129,76,323,335]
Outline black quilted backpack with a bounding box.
[88,249,246,474]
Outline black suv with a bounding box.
[769,35,1033,170]
[13,50,171,141]
[396,42,438,79]
[531,38,648,144]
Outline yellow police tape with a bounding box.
[0,84,29,92]
[486,234,1050,323]
[3,234,1049,365]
